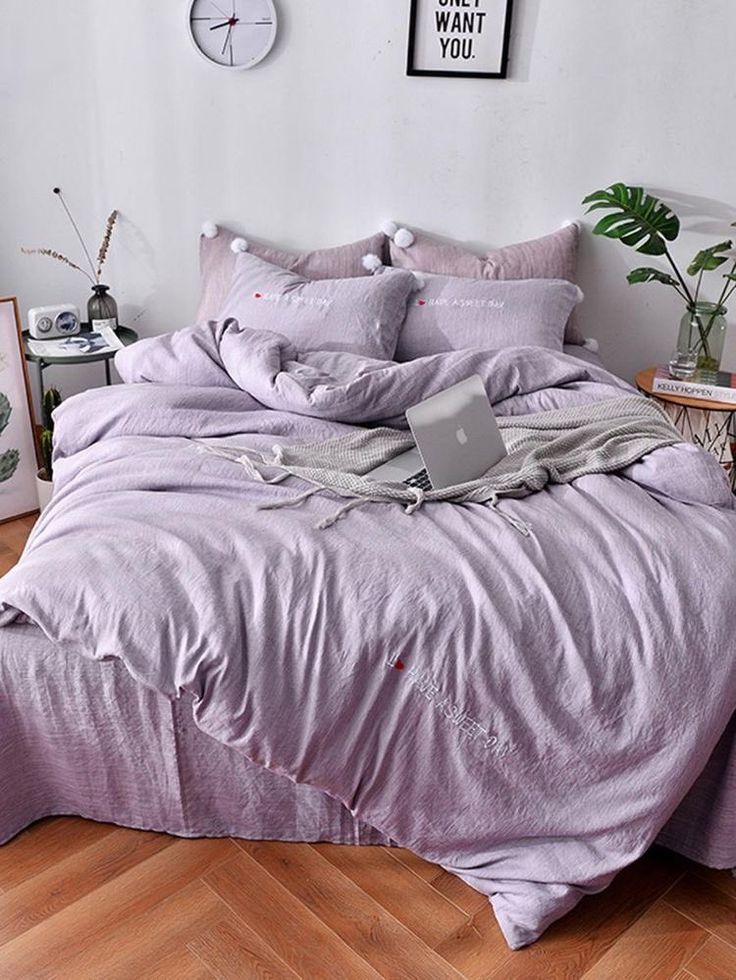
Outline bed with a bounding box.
[0,313,734,951]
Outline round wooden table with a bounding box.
[635,367,736,491]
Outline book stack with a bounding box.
[652,367,736,406]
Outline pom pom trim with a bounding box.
[583,337,600,353]
[362,253,384,273]
[201,221,219,239]
[381,220,399,240]
[230,237,249,254]
[393,227,415,249]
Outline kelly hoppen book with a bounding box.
[653,367,736,405]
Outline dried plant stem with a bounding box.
[54,188,98,281]
[96,210,118,280]
[21,247,96,285]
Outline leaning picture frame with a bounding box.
[407,0,514,79]
[0,297,40,523]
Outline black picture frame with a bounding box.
[407,0,514,79]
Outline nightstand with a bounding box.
[22,324,138,399]
[636,367,736,491]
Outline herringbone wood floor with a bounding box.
[0,515,734,979]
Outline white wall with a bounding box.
[2,0,736,403]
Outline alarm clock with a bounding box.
[28,305,81,339]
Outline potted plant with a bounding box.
[22,187,120,332]
[582,182,736,378]
[36,388,62,511]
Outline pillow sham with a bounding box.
[392,271,582,361]
[387,222,584,344]
[219,251,416,360]
[197,223,389,323]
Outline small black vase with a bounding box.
[87,284,119,331]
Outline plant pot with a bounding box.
[36,469,53,512]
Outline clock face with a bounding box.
[188,0,277,70]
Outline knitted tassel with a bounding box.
[316,496,371,529]
[257,486,324,512]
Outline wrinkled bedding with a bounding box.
[1,320,734,949]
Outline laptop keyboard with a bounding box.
[403,468,432,492]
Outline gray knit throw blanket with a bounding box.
[199,395,681,534]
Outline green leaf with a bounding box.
[687,240,733,276]
[0,393,11,437]
[0,449,19,484]
[582,182,680,255]
[626,267,679,287]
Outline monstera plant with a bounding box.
[582,182,736,373]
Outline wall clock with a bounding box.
[187,0,277,70]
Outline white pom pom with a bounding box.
[583,337,600,353]
[362,253,383,273]
[393,227,415,249]
[561,219,580,230]
[381,220,399,240]
[410,272,426,292]
[201,221,219,239]
[230,237,249,254]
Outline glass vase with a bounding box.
[87,284,119,333]
[671,302,727,379]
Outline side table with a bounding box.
[635,367,736,491]
[22,324,139,399]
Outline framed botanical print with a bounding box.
[407,0,514,79]
[0,298,40,522]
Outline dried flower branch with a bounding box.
[52,187,97,280]
[21,187,119,287]
[96,210,118,280]
[20,246,96,285]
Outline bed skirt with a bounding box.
[1,622,733,870]
[0,623,388,847]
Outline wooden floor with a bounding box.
[1,517,735,980]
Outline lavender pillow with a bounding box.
[197,223,389,323]
[394,272,582,361]
[387,223,584,344]
[219,251,415,360]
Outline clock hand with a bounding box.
[210,20,231,29]
[222,24,233,55]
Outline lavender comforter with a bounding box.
[1,321,734,949]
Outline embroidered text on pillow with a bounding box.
[253,291,333,309]
[416,296,506,310]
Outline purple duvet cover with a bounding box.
[0,321,734,949]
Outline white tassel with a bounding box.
[583,337,600,353]
[230,237,249,254]
[317,496,370,530]
[201,221,219,239]
[362,253,384,273]
[381,220,399,239]
[393,227,415,249]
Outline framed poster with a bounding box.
[0,298,40,523]
[407,0,514,78]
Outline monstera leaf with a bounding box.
[0,393,11,437]
[582,183,680,256]
[687,240,733,277]
[626,267,680,287]
[0,449,19,483]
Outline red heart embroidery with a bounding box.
[254,292,262,299]
[394,659,405,670]
[417,299,426,306]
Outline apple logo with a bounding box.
[456,426,468,445]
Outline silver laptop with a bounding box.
[366,375,507,491]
